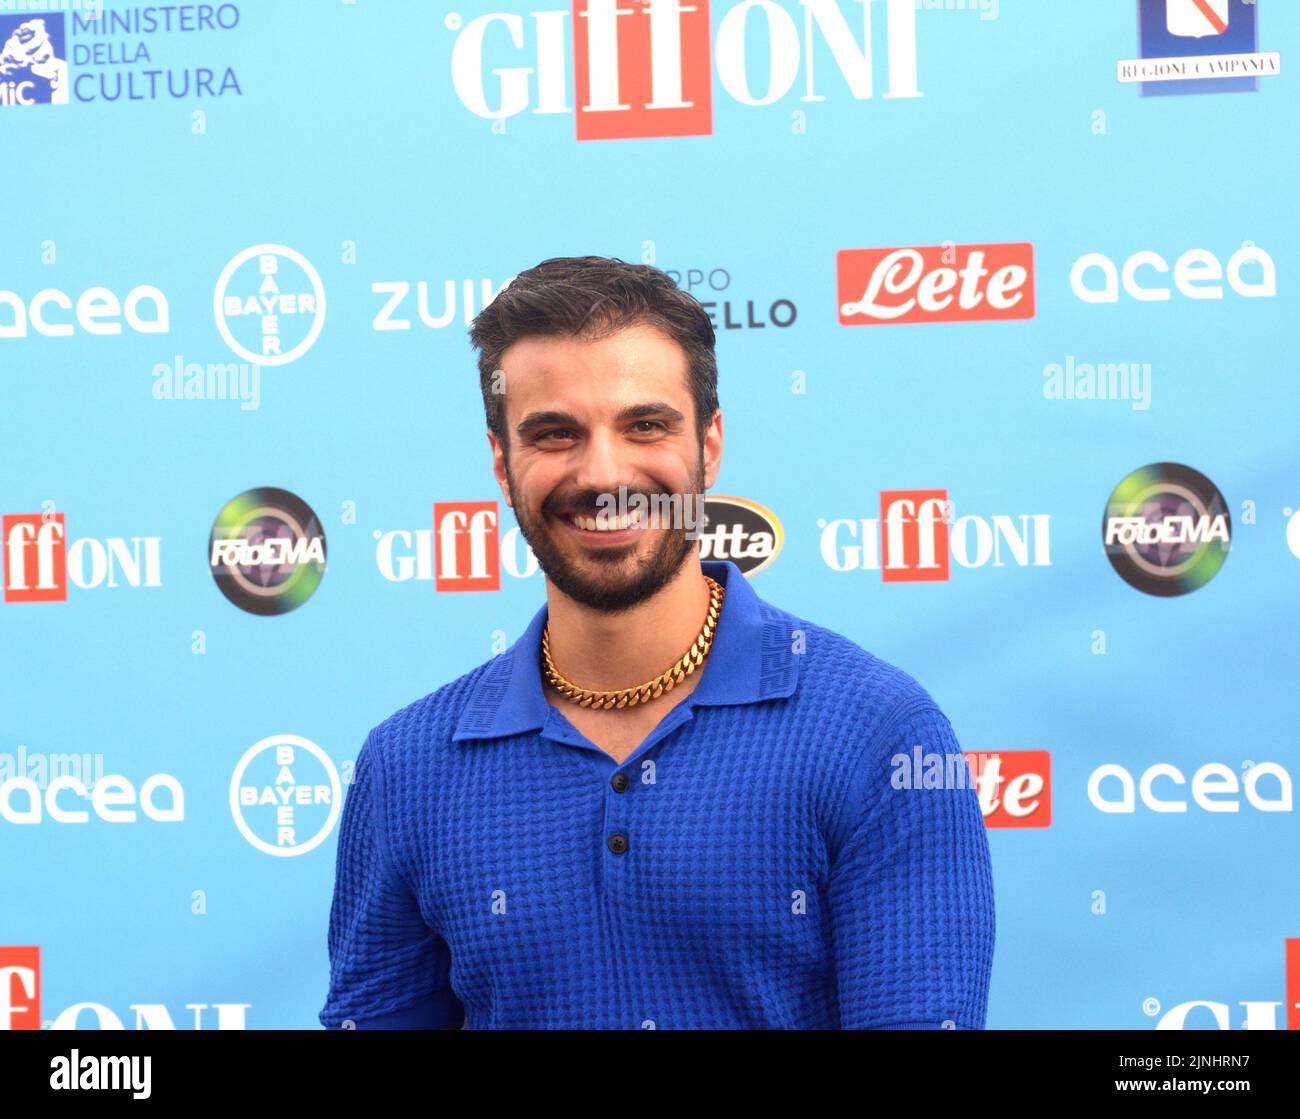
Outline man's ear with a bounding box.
[702,408,723,490]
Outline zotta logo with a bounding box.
[447,0,922,140]
[1149,939,1300,1030]
[818,489,1051,581]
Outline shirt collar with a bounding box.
[451,559,799,743]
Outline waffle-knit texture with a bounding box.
[320,559,995,1029]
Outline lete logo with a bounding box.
[966,750,1051,828]
[837,242,1035,325]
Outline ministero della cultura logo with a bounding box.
[229,735,342,858]
[1102,462,1231,596]
[213,244,325,366]
[208,487,326,616]
[1,5,244,109]
[0,15,68,106]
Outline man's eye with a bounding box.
[632,420,666,433]
[539,429,575,441]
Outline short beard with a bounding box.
[505,454,704,614]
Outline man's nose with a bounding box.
[572,426,632,500]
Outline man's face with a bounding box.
[488,322,722,612]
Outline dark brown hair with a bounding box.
[468,256,719,458]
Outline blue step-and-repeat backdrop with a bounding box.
[1,0,1297,1030]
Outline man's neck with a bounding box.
[543,555,715,691]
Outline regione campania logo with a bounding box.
[1119,0,1280,96]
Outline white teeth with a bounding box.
[571,509,646,532]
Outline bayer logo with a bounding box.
[213,243,326,366]
[229,735,342,858]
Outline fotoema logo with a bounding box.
[208,488,326,615]
[1102,463,1230,596]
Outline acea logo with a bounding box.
[1070,243,1274,304]
[698,496,781,575]
[1089,759,1292,815]
[213,244,325,366]
[209,488,326,615]
[1120,0,1280,97]
[1102,463,1230,596]
[229,735,342,857]
[0,16,68,105]
[0,747,183,826]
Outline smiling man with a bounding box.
[319,255,995,1030]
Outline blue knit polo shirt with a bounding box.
[319,558,995,1029]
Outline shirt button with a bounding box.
[607,833,629,855]
[611,773,630,793]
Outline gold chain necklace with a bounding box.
[541,575,725,709]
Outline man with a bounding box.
[319,256,995,1030]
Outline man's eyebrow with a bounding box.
[515,402,686,437]
[516,410,579,438]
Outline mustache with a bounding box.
[547,489,685,517]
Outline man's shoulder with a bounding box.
[364,655,499,762]
[780,609,943,729]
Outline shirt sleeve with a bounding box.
[828,700,995,1029]
[319,730,465,1029]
